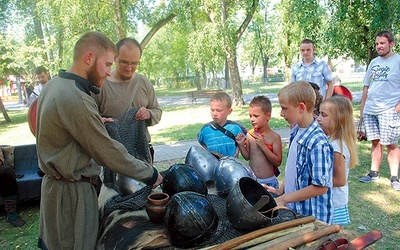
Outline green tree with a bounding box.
[241,0,279,83]
[276,0,300,81]
[239,31,261,81]
[188,23,226,90]
[326,0,400,65]
[0,0,10,33]
[141,0,227,90]
[0,0,177,76]
[276,0,326,81]
[140,23,192,85]
[204,0,259,105]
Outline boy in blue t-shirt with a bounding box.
[198,92,245,158]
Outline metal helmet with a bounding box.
[213,156,256,196]
[226,177,278,231]
[185,146,219,182]
[116,174,147,196]
[164,191,219,248]
[162,163,208,197]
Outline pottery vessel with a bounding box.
[145,192,169,223]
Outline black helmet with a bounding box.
[164,191,219,248]
[226,177,278,231]
[162,164,208,197]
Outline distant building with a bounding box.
[331,58,365,74]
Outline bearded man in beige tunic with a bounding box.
[36,31,163,250]
[92,38,162,162]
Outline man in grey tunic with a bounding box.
[36,31,163,250]
[93,38,162,162]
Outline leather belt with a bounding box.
[53,175,98,186]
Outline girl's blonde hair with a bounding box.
[321,96,358,168]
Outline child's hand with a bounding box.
[264,185,277,194]
[235,133,246,145]
[254,134,265,148]
[265,184,283,196]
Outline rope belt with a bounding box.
[53,175,98,187]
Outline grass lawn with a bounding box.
[1,81,399,249]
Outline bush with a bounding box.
[170,81,193,88]
[267,73,285,82]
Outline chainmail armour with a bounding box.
[101,108,154,216]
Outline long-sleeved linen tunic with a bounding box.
[36,70,158,250]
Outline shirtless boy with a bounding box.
[236,95,282,188]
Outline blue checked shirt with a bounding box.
[290,56,333,98]
[289,121,334,224]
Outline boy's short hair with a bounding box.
[210,92,232,108]
[250,95,272,113]
[35,66,48,75]
[278,81,316,113]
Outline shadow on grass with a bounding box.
[151,123,204,143]
[345,140,400,249]
[0,110,29,128]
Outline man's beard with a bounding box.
[379,46,391,57]
[119,71,133,81]
[379,50,390,57]
[120,74,131,81]
[87,60,102,87]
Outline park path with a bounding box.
[2,91,362,162]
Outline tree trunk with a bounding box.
[362,25,376,67]
[219,0,258,106]
[0,96,12,123]
[32,3,48,62]
[113,0,126,40]
[56,29,65,68]
[211,68,217,88]
[226,46,245,106]
[201,63,207,89]
[224,59,230,89]
[141,13,176,50]
[195,69,202,90]
[262,53,269,84]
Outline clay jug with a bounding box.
[145,192,169,223]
